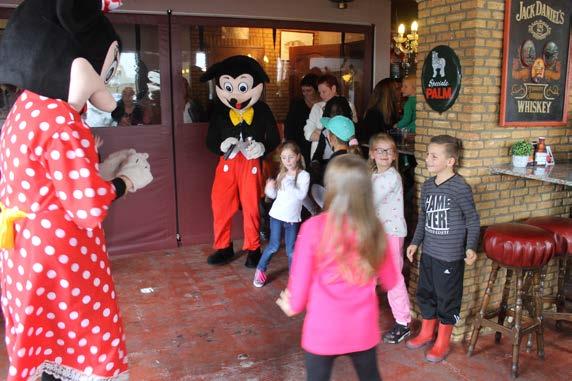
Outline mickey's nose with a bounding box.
[229,98,238,107]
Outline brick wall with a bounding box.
[410,0,572,342]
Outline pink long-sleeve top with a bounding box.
[287,213,398,355]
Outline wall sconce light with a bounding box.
[393,21,419,75]
[342,64,355,83]
[330,0,354,9]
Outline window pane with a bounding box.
[0,20,18,126]
[85,23,162,127]
[287,31,366,117]
[179,26,210,124]
[180,25,366,124]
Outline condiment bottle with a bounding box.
[535,137,547,166]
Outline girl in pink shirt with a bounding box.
[276,155,398,381]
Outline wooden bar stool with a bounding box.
[467,223,555,378]
[525,217,572,324]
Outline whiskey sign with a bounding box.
[500,0,571,126]
[421,45,462,113]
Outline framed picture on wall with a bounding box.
[280,31,314,61]
[499,0,571,126]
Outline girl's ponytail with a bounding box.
[347,137,363,156]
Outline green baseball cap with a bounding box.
[320,115,355,142]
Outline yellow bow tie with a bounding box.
[229,107,254,126]
[0,202,28,249]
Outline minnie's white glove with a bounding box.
[116,152,153,192]
[244,141,265,160]
[99,149,136,181]
[220,137,239,153]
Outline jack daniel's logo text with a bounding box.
[516,1,565,24]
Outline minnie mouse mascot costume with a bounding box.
[0,1,152,380]
[201,56,280,268]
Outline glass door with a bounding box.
[1,10,199,254]
[0,9,179,255]
[169,17,373,246]
[1,8,374,251]
[0,12,17,127]
[98,13,178,255]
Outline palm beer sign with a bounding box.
[500,0,571,126]
[421,45,462,113]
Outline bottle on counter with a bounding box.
[530,140,538,165]
[535,137,547,166]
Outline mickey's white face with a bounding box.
[216,74,263,111]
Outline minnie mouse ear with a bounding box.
[56,0,122,34]
[56,0,100,34]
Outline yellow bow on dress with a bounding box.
[0,202,28,249]
[229,107,254,126]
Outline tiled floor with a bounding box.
[1,245,571,380]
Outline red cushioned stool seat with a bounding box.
[468,223,556,378]
[524,217,572,325]
[483,223,555,268]
[525,216,572,256]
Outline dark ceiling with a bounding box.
[391,0,419,31]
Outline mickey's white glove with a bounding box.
[244,141,265,160]
[99,149,136,181]
[220,137,239,153]
[116,152,153,192]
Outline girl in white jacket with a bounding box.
[369,133,412,344]
[253,142,310,287]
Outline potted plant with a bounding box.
[510,140,533,167]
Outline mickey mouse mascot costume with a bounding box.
[201,56,280,268]
[0,1,153,380]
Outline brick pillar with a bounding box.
[409,0,572,342]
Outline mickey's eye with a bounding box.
[223,82,233,92]
[238,82,249,93]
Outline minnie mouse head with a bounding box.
[0,0,122,112]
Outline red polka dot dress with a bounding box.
[0,91,129,380]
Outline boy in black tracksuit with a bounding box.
[405,135,480,362]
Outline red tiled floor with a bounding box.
[2,245,571,380]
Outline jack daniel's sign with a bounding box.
[500,0,571,126]
[421,45,462,113]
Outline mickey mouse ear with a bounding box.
[102,0,123,12]
[200,62,221,82]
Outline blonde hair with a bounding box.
[276,141,305,190]
[368,133,397,173]
[320,155,386,285]
[403,75,417,85]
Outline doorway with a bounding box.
[0,9,374,254]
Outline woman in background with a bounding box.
[111,86,144,126]
[285,73,320,166]
[359,79,399,143]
